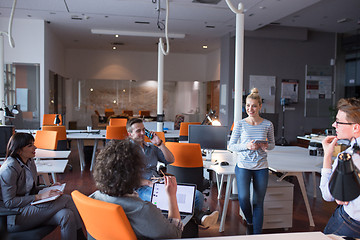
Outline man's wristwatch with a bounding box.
[156,140,163,147]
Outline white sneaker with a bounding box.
[201,211,219,228]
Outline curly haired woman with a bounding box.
[90,139,183,239]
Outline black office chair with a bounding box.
[0,208,56,240]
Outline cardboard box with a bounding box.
[333,145,348,157]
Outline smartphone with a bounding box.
[144,128,154,139]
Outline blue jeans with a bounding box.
[137,185,204,210]
[324,205,360,238]
[235,166,268,234]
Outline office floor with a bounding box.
[44,142,337,239]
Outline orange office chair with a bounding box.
[42,125,68,150]
[122,110,133,117]
[104,108,115,119]
[42,114,62,126]
[109,118,128,126]
[106,126,128,141]
[34,130,61,183]
[34,130,58,150]
[179,122,201,142]
[144,131,166,143]
[71,190,137,240]
[139,110,150,117]
[165,142,204,191]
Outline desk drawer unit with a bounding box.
[240,174,294,230]
[263,174,294,229]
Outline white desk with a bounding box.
[35,148,70,185]
[35,148,71,159]
[207,146,323,232]
[66,130,106,171]
[36,160,68,185]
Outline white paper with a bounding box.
[31,183,66,205]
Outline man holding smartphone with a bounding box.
[127,118,219,228]
[127,118,175,194]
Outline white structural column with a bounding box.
[225,0,245,122]
[0,35,5,125]
[225,0,245,198]
[157,38,165,132]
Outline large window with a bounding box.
[345,51,360,98]
[4,63,40,129]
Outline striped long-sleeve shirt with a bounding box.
[228,118,275,170]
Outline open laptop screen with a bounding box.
[151,182,196,214]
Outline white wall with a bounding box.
[65,49,209,82]
[1,18,45,123]
[44,24,66,115]
[206,49,221,82]
[1,18,44,64]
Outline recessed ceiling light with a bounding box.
[115,34,119,38]
[203,45,208,49]
[90,88,94,92]
[112,46,116,50]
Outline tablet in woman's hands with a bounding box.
[254,140,268,144]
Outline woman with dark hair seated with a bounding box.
[0,133,85,240]
[91,139,183,239]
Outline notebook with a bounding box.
[151,182,196,225]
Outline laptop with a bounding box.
[151,182,196,225]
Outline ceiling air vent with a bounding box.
[135,21,150,24]
[112,42,124,46]
[71,15,83,20]
[192,0,221,5]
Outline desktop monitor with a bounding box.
[188,125,228,150]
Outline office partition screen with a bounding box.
[188,125,228,150]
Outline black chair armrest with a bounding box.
[0,209,20,235]
[0,209,20,217]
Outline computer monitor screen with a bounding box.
[188,125,228,150]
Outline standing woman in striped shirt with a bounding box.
[228,88,275,235]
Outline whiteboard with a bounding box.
[249,75,276,113]
[16,88,28,111]
[304,65,333,117]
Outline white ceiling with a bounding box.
[0,0,359,53]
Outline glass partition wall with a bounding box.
[70,79,206,128]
